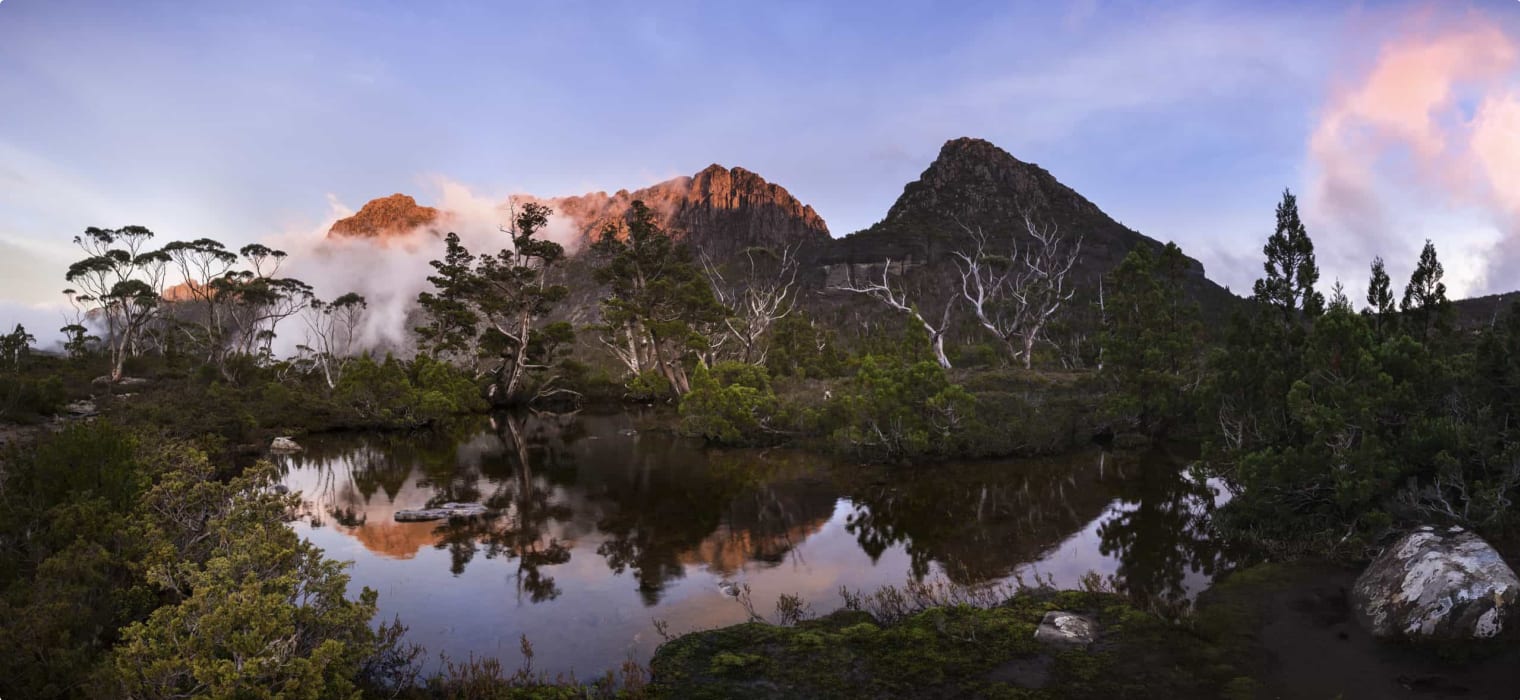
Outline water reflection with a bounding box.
[278,412,1227,676]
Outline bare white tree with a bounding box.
[830,259,955,369]
[700,244,801,365]
[300,293,368,388]
[952,212,1083,369]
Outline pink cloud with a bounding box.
[1307,14,1520,293]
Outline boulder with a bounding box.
[269,436,303,453]
[1352,526,1519,640]
[394,502,490,522]
[1032,611,1097,648]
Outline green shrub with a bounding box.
[680,363,780,446]
[831,356,976,464]
[624,368,674,403]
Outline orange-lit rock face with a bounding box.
[331,166,829,257]
[347,520,442,560]
[328,193,447,239]
[162,278,207,301]
[550,165,829,254]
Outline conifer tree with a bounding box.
[1400,240,1450,342]
[1252,189,1324,321]
[592,201,728,396]
[1364,256,1395,336]
[1102,243,1202,436]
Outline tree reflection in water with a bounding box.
[428,413,572,601]
[844,451,1130,584]
[280,418,1228,618]
[274,416,1238,679]
[1096,450,1228,613]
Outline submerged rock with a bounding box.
[394,502,490,522]
[269,436,303,453]
[1352,526,1518,640]
[1032,611,1098,648]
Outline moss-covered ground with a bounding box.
[648,589,1262,699]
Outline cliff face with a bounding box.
[328,194,447,239]
[547,164,830,257]
[331,167,829,258]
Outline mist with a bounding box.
[271,178,584,358]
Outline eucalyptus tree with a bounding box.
[300,293,368,388]
[216,244,311,368]
[64,225,171,381]
[0,324,35,370]
[161,238,239,363]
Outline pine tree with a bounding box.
[1102,243,1203,437]
[1400,240,1450,342]
[1252,189,1324,321]
[1364,256,1395,336]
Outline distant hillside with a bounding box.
[1454,290,1520,328]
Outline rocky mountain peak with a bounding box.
[884,137,1081,227]
[548,165,829,256]
[818,136,1231,314]
[328,193,446,239]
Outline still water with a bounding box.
[276,411,1225,678]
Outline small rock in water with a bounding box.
[718,580,741,597]
[1352,526,1519,640]
[269,436,303,453]
[1032,611,1097,649]
[394,502,490,522]
[618,428,638,437]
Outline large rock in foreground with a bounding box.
[1352,526,1518,640]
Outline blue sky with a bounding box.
[3,0,1519,333]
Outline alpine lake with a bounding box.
[275,409,1226,679]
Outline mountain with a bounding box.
[816,137,1234,314]
[330,166,830,259]
[328,194,447,239]
[546,164,830,258]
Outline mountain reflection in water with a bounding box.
[277,411,1226,677]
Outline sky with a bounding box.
[2,0,1519,336]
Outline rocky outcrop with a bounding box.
[1352,526,1519,640]
[394,502,491,522]
[546,164,830,258]
[328,194,448,239]
[269,436,303,453]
